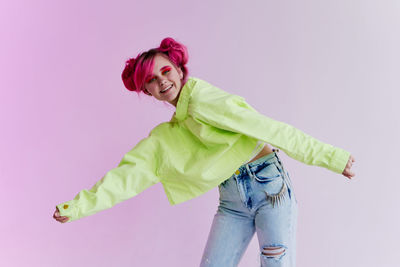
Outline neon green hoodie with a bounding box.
[56,76,351,222]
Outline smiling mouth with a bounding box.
[160,85,173,93]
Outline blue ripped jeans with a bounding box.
[200,149,298,267]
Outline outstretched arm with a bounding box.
[54,133,161,223]
[189,79,352,175]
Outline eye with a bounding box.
[146,77,156,83]
[162,69,171,75]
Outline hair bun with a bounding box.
[159,37,180,51]
[158,37,188,66]
[121,57,137,91]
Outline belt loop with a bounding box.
[245,164,255,180]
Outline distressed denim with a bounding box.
[200,149,298,267]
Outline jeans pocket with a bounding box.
[253,162,282,183]
[253,163,288,208]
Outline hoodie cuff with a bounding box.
[329,147,351,174]
[56,200,79,223]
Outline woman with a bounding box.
[53,37,355,266]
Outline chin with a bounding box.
[168,89,178,99]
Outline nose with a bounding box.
[159,78,168,86]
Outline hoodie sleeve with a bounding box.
[56,133,161,223]
[189,80,350,174]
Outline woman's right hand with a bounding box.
[53,206,70,223]
[342,154,356,179]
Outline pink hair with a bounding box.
[121,37,189,96]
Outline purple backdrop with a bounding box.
[1,0,399,266]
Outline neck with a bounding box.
[169,80,185,108]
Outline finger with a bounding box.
[54,214,67,221]
[343,171,352,179]
[55,211,68,219]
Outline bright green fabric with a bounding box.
[57,76,350,222]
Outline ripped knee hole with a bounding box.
[262,246,286,256]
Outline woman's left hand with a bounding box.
[342,154,356,179]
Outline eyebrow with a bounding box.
[160,66,171,71]
[146,66,171,82]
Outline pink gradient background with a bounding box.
[1,0,399,266]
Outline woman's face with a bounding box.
[143,53,184,107]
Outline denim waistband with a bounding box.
[238,148,281,172]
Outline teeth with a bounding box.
[161,85,172,93]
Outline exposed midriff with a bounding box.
[247,143,274,163]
